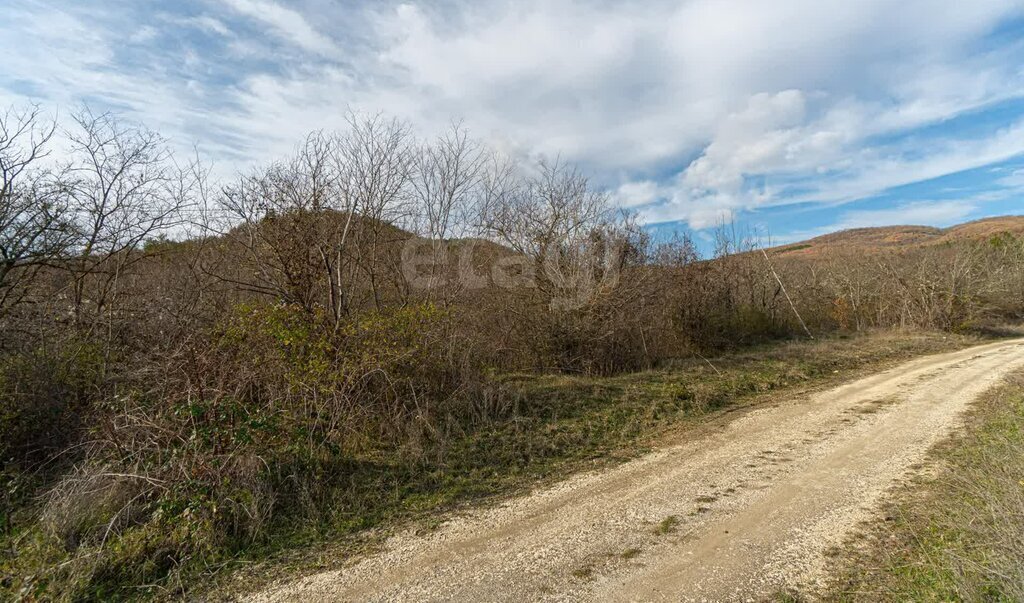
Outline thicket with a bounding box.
[1,104,1023,599]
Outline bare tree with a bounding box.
[63,107,188,327]
[410,122,485,299]
[0,106,74,316]
[336,113,414,312]
[219,131,341,313]
[480,159,623,308]
[218,114,415,321]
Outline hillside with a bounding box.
[771,215,1024,257]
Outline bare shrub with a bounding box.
[40,466,155,551]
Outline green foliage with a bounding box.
[987,231,1019,249]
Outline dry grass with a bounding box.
[765,215,1024,258]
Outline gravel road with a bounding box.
[247,339,1024,602]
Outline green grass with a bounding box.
[775,243,813,254]
[817,371,1024,602]
[655,515,680,535]
[0,330,991,600]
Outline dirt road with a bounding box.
[248,339,1024,602]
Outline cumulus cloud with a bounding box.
[2,0,1024,231]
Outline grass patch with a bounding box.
[775,243,813,254]
[817,370,1024,601]
[200,331,992,597]
[620,547,642,560]
[655,515,680,535]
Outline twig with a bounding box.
[762,248,814,339]
[696,351,721,376]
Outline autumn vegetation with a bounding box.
[2,104,1023,599]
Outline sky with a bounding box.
[3,0,1024,246]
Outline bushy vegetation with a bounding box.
[2,104,1023,600]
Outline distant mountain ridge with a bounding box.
[770,215,1024,256]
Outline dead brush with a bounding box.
[465,380,518,427]
[218,453,276,544]
[40,464,161,551]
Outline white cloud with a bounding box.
[681,90,811,193]
[222,0,340,58]
[998,168,1024,188]
[173,15,233,38]
[788,119,1024,205]
[2,0,1024,232]
[612,180,662,209]
[129,25,159,44]
[362,0,1024,227]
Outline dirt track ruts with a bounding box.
[247,339,1024,602]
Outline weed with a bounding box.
[655,515,680,535]
[0,331,990,599]
[620,547,641,560]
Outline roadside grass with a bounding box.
[0,330,997,600]
[203,330,996,598]
[815,369,1024,602]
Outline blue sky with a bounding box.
[3,0,1024,246]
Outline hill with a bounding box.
[770,215,1024,257]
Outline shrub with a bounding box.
[1,301,492,599]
